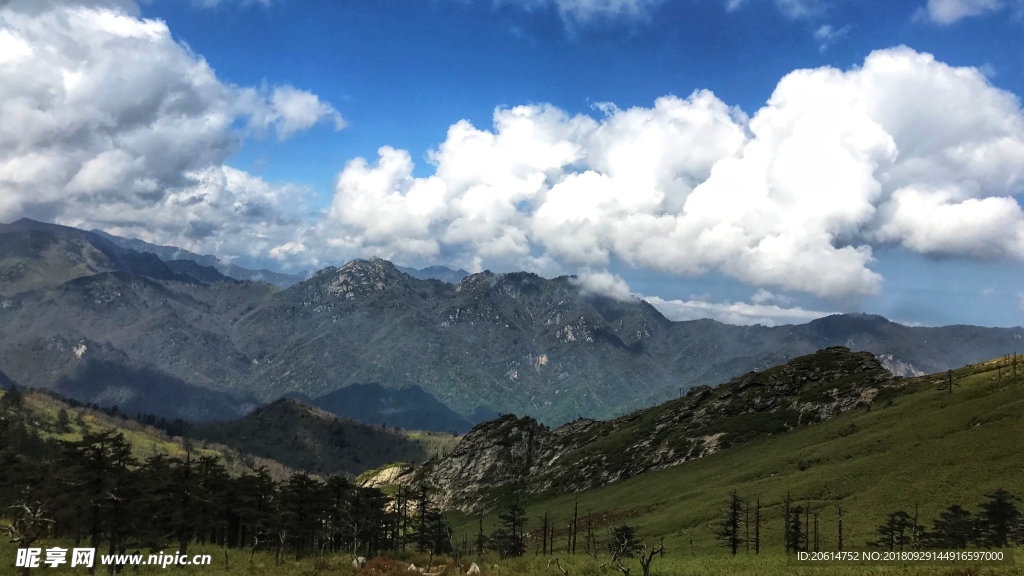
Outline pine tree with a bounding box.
[977,489,1020,548]
[786,505,805,554]
[490,500,527,559]
[869,510,913,551]
[927,505,976,549]
[715,490,744,555]
[55,408,72,434]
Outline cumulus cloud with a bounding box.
[312,47,1024,301]
[572,269,635,301]
[0,0,339,262]
[261,86,346,140]
[645,294,833,326]
[918,0,1002,24]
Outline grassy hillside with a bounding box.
[0,388,291,479]
[449,356,1024,558]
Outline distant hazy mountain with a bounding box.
[395,264,470,284]
[2,220,1023,426]
[91,228,307,287]
[0,219,180,295]
[298,383,477,434]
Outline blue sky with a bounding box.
[2,0,1024,327]
[148,0,1024,195]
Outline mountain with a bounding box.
[2,220,1023,427]
[0,369,14,390]
[395,264,470,284]
[188,398,459,476]
[419,346,895,512]
[91,228,307,287]
[0,219,180,295]
[300,383,477,434]
[164,259,234,284]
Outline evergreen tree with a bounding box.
[55,408,72,434]
[786,505,805,554]
[869,510,914,551]
[926,505,976,549]
[715,490,744,555]
[490,500,527,559]
[976,489,1019,548]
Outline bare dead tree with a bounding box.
[6,501,55,576]
[541,513,550,555]
[571,499,579,555]
[548,557,569,576]
[754,498,761,554]
[745,498,750,554]
[586,513,596,558]
[637,539,665,576]
[607,529,664,576]
[838,507,844,551]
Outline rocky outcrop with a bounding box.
[422,346,894,512]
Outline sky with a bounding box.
[2,0,1024,328]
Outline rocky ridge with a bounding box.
[421,346,894,512]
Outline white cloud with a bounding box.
[0,0,339,264]
[919,0,1002,24]
[874,187,1024,258]
[773,0,827,18]
[62,165,314,262]
[644,294,833,326]
[572,269,635,301]
[190,0,273,8]
[814,24,850,52]
[751,288,795,306]
[314,47,1024,301]
[490,0,828,22]
[499,0,664,21]
[265,86,346,139]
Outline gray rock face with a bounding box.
[421,347,894,512]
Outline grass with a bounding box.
[449,358,1024,558]
[1,540,1021,575]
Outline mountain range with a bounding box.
[1,218,1022,426]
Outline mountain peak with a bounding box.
[320,258,408,299]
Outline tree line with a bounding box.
[716,489,1022,555]
[0,387,455,574]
